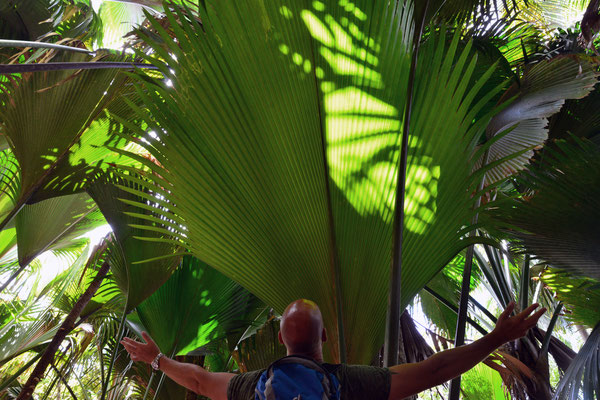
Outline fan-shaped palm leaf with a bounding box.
[15,193,97,267]
[542,269,600,328]
[117,0,506,364]
[134,255,262,357]
[0,50,138,239]
[553,322,600,400]
[234,316,287,373]
[87,174,181,311]
[486,138,600,280]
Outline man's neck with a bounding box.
[287,349,323,363]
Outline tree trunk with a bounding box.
[16,261,110,400]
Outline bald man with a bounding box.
[121,299,545,400]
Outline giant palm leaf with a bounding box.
[118,1,505,364]
[553,322,600,400]
[542,269,600,328]
[15,193,98,266]
[87,174,181,312]
[0,50,136,232]
[486,138,600,280]
[134,255,262,357]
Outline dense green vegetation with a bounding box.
[0,0,599,399]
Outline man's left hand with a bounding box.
[490,301,547,344]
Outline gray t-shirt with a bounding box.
[227,363,391,400]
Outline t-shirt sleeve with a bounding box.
[227,370,263,400]
[338,364,391,400]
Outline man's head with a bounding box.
[278,299,327,361]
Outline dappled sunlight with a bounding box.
[279,1,439,233]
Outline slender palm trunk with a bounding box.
[16,261,110,400]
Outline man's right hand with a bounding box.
[121,332,234,400]
[121,332,160,365]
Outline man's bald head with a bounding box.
[278,299,327,360]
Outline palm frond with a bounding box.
[478,56,597,185]
[553,322,600,400]
[134,255,262,356]
[116,0,506,364]
[87,173,181,311]
[486,138,600,280]
[542,269,600,328]
[15,193,97,267]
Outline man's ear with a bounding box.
[278,331,284,345]
[322,328,327,343]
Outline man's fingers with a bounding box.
[516,303,540,320]
[120,338,137,348]
[524,308,546,326]
[120,342,135,353]
[141,331,155,345]
[499,301,515,321]
[121,337,138,346]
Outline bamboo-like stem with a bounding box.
[384,0,429,368]
[0,39,93,54]
[16,262,110,400]
[50,362,79,400]
[537,302,563,364]
[0,62,159,74]
[469,295,497,323]
[448,145,492,399]
[143,372,156,400]
[519,255,531,312]
[152,349,176,400]
[422,286,489,336]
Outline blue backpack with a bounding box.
[254,355,341,400]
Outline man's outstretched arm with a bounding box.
[388,302,546,400]
[121,333,234,400]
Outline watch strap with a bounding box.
[151,352,164,370]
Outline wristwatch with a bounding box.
[151,352,164,371]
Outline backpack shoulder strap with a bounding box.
[265,355,338,399]
[268,356,329,376]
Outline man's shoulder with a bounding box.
[227,369,264,400]
[332,363,391,399]
[334,363,390,377]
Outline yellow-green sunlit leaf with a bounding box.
[95,1,148,50]
[29,83,144,203]
[0,225,16,261]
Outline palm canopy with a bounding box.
[118,0,510,364]
[486,138,600,281]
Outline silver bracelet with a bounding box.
[151,352,164,370]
